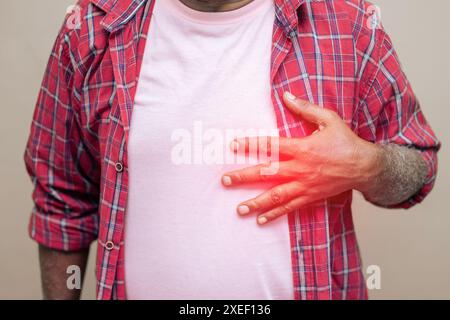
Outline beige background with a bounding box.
[0,0,449,299]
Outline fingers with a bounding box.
[235,181,304,219]
[222,161,297,185]
[283,91,338,127]
[257,197,308,224]
[231,136,297,158]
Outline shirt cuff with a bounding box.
[386,149,438,209]
[28,208,98,251]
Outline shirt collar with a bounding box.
[274,0,306,36]
[91,0,148,32]
[91,0,305,34]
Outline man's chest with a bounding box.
[73,16,359,164]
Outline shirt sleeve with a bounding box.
[24,23,100,251]
[356,28,440,209]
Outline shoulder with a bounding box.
[59,0,108,48]
[304,0,391,83]
[304,0,387,41]
[53,0,115,68]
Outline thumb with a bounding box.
[283,91,335,127]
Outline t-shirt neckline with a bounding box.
[162,0,273,25]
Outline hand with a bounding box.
[221,92,383,225]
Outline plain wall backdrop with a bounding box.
[0,0,449,299]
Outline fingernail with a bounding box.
[222,176,232,186]
[237,205,250,215]
[284,91,296,101]
[258,216,268,225]
[230,140,239,152]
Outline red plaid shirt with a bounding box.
[25,0,440,300]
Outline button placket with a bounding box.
[105,241,115,251]
[115,162,124,173]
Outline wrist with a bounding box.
[354,141,385,193]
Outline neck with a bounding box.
[178,0,255,12]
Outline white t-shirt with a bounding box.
[124,0,293,299]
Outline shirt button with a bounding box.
[115,162,124,173]
[105,241,115,251]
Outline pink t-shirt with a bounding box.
[124,0,293,299]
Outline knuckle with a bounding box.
[325,109,338,121]
[249,200,260,211]
[236,171,254,183]
[298,100,310,108]
[234,172,243,182]
[281,203,293,213]
[264,212,277,220]
[267,205,290,220]
[296,141,309,154]
[270,188,284,205]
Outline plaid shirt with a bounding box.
[25,0,440,300]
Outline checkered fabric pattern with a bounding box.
[25,0,440,300]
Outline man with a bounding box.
[25,0,439,300]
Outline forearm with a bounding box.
[359,143,428,207]
[39,245,89,300]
